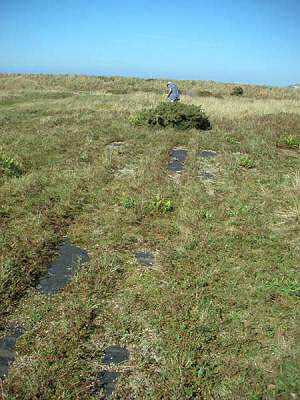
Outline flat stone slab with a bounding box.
[103,346,130,365]
[37,239,90,295]
[168,148,188,174]
[0,327,24,379]
[135,251,155,268]
[97,371,120,399]
[198,150,218,159]
[93,347,129,398]
[107,141,125,149]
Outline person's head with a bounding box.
[167,81,172,88]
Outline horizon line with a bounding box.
[0,70,296,89]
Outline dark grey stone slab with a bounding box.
[0,327,24,379]
[198,150,218,159]
[135,251,155,268]
[97,371,120,399]
[92,346,129,398]
[103,346,130,365]
[37,239,90,295]
[168,149,188,173]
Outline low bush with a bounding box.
[225,135,240,144]
[283,134,300,148]
[185,90,223,99]
[107,88,133,94]
[197,90,224,99]
[0,152,23,177]
[239,155,256,169]
[130,102,211,130]
[151,195,174,213]
[197,90,214,97]
[122,196,136,209]
[231,86,244,96]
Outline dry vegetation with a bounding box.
[0,74,299,399]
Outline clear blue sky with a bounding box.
[1,0,299,86]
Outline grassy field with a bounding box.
[0,74,299,399]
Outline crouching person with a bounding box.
[167,81,180,102]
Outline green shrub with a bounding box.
[130,102,211,131]
[239,156,256,169]
[196,90,224,99]
[231,86,244,96]
[79,152,90,162]
[107,88,136,94]
[0,153,23,177]
[225,135,240,144]
[197,90,214,97]
[283,134,300,148]
[151,195,174,213]
[122,196,136,209]
[202,209,213,220]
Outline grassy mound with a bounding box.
[130,102,211,130]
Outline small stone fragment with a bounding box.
[108,141,124,148]
[135,251,155,268]
[198,150,217,159]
